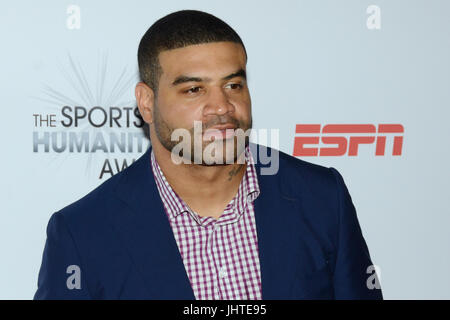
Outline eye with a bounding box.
[226,83,243,90]
[184,86,202,94]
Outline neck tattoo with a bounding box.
[228,164,244,181]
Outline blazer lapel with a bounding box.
[111,146,195,299]
[253,145,316,300]
[253,167,302,299]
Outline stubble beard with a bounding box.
[152,103,252,165]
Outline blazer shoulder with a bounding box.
[274,147,338,193]
[54,153,142,225]
[279,148,331,176]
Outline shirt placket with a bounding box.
[202,220,218,300]
[209,208,238,300]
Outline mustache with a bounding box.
[203,116,241,130]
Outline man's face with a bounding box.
[152,41,252,165]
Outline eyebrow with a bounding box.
[171,68,247,86]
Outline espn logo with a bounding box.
[293,124,404,157]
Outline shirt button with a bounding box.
[214,286,220,299]
[218,267,228,278]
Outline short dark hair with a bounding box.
[137,10,247,95]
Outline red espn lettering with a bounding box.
[293,124,404,157]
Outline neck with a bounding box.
[151,137,247,218]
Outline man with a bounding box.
[34,10,382,300]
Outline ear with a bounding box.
[135,82,155,125]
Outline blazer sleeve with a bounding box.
[33,212,92,300]
[329,167,383,300]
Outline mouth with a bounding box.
[203,124,237,141]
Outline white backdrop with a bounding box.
[1,0,449,299]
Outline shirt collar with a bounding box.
[150,146,260,221]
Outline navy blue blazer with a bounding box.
[34,144,382,300]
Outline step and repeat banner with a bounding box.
[1,0,449,299]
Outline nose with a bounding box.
[203,86,235,116]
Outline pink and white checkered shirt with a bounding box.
[150,147,262,300]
